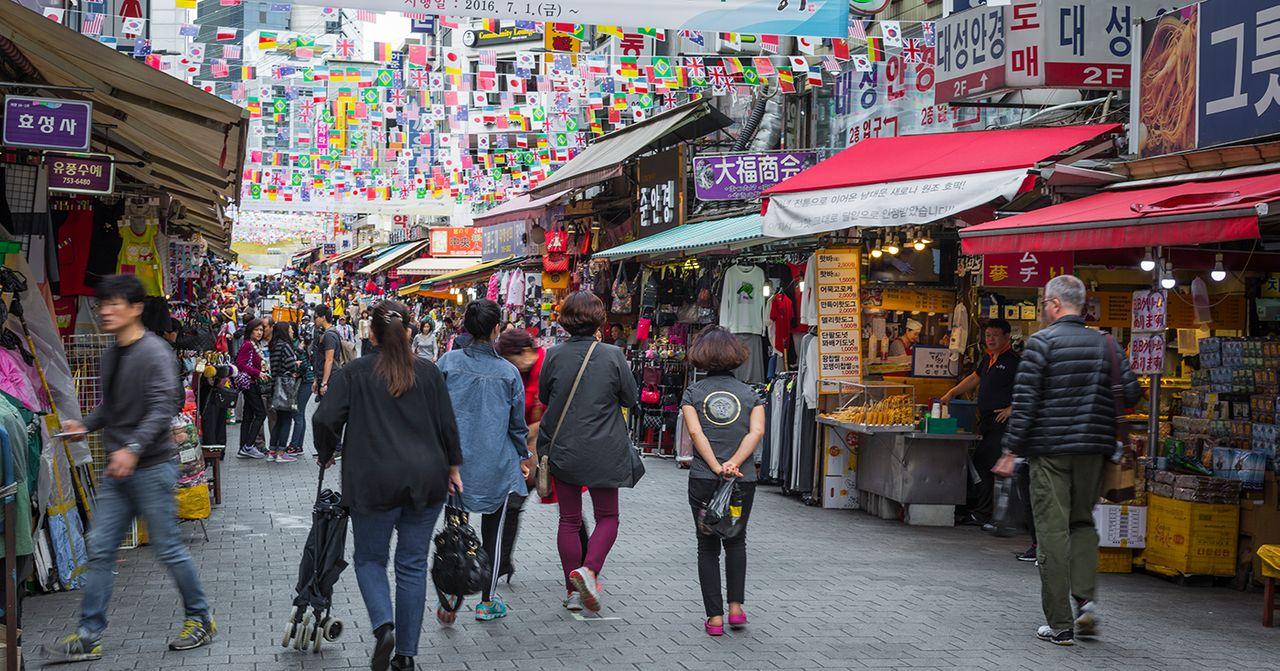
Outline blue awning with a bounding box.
[593,213,771,260]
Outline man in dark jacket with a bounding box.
[999,274,1140,647]
[47,275,215,663]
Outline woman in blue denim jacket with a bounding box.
[436,299,531,622]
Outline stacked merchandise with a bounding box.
[172,390,211,532]
[1148,471,1243,503]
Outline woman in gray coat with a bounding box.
[537,291,641,613]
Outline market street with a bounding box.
[21,424,1280,671]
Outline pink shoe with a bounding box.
[705,619,724,637]
[728,611,747,629]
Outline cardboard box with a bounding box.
[822,474,858,510]
[1102,461,1137,503]
[1145,494,1240,576]
[1098,547,1134,573]
[1094,504,1147,548]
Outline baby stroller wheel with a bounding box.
[323,618,343,641]
[281,606,300,648]
[311,623,323,653]
[295,612,313,650]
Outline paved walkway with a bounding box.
[21,420,1280,670]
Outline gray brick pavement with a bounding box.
[19,416,1280,670]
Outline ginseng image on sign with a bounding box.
[1138,8,1198,156]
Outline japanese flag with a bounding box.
[789,56,808,75]
[507,75,528,94]
[42,7,65,22]
[881,21,903,48]
[796,36,816,55]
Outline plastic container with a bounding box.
[949,400,978,433]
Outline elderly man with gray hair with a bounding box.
[995,274,1141,646]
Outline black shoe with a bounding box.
[1036,625,1074,646]
[391,655,415,671]
[1017,546,1038,562]
[371,624,395,671]
[982,522,998,533]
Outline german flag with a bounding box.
[866,37,885,62]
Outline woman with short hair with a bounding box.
[537,291,641,613]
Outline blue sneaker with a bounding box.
[475,598,510,621]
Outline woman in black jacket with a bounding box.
[267,322,302,462]
[312,300,463,671]
[537,291,641,613]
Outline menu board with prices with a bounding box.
[862,285,957,313]
[815,248,863,386]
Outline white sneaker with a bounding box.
[562,593,583,612]
[1074,600,1099,637]
[1036,625,1074,646]
[568,567,601,612]
[236,446,266,460]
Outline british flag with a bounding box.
[902,39,930,64]
[684,57,706,79]
[82,13,104,35]
[388,89,406,107]
[299,100,315,121]
[335,38,356,59]
[707,65,731,89]
[408,69,429,88]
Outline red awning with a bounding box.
[763,124,1121,195]
[958,172,1280,255]
[472,188,571,228]
[760,124,1121,238]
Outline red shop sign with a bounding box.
[981,251,1074,288]
[429,227,483,257]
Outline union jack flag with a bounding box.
[408,69,429,88]
[902,39,931,64]
[684,57,706,79]
[82,13,105,35]
[335,38,356,59]
[388,89,406,106]
[707,65,731,88]
[678,29,704,46]
[299,100,315,121]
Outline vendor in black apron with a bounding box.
[942,319,1018,525]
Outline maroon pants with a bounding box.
[554,477,620,592]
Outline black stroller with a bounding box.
[282,468,348,652]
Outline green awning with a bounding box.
[593,213,771,260]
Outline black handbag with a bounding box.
[431,496,491,613]
[699,477,745,540]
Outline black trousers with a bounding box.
[688,479,757,618]
[1016,459,1037,543]
[969,414,1006,520]
[240,388,267,449]
[478,492,588,602]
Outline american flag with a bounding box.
[223,44,241,59]
[335,38,356,59]
[479,51,497,67]
[356,9,377,22]
[402,12,428,20]
[211,61,230,78]
[81,13,105,35]
[849,19,867,41]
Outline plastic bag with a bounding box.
[699,478,745,540]
[176,483,211,520]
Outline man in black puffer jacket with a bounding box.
[1000,274,1140,647]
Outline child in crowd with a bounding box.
[680,326,766,637]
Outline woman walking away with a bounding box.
[412,320,438,361]
[312,300,462,671]
[267,322,302,462]
[235,319,269,460]
[538,291,641,613]
[496,329,589,578]
[681,326,766,636]
[437,300,530,622]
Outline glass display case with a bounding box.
[818,381,917,433]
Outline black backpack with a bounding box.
[431,499,491,613]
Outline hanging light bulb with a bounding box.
[870,247,883,259]
[1210,253,1227,282]
[913,239,927,251]
[763,282,773,298]
[1160,261,1177,289]
[886,236,900,255]
[1140,247,1156,272]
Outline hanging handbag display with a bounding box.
[611,264,634,313]
[537,340,597,499]
[543,229,570,273]
[640,384,661,405]
[430,496,491,613]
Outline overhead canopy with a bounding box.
[356,240,429,275]
[472,189,571,228]
[0,3,247,247]
[328,244,376,264]
[397,256,524,295]
[594,213,771,260]
[396,256,483,276]
[761,124,1122,239]
[528,99,733,198]
[958,172,1280,255]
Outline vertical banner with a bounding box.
[815,248,863,388]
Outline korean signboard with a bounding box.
[429,227,484,257]
[912,346,962,378]
[3,96,92,151]
[462,24,541,48]
[981,251,1073,288]
[481,219,532,262]
[936,6,1007,103]
[1135,0,1280,157]
[45,152,115,195]
[291,0,850,38]
[692,151,816,201]
[815,248,863,387]
[636,148,684,234]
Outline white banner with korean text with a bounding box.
[763,168,1029,238]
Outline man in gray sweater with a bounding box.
[45,274,216,664]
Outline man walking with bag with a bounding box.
[996,275,1140,646]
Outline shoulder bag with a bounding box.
[537,340,597,498]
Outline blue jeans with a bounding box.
[350,504,442,657]
[79,460,210,637]
[290,382,312,449]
